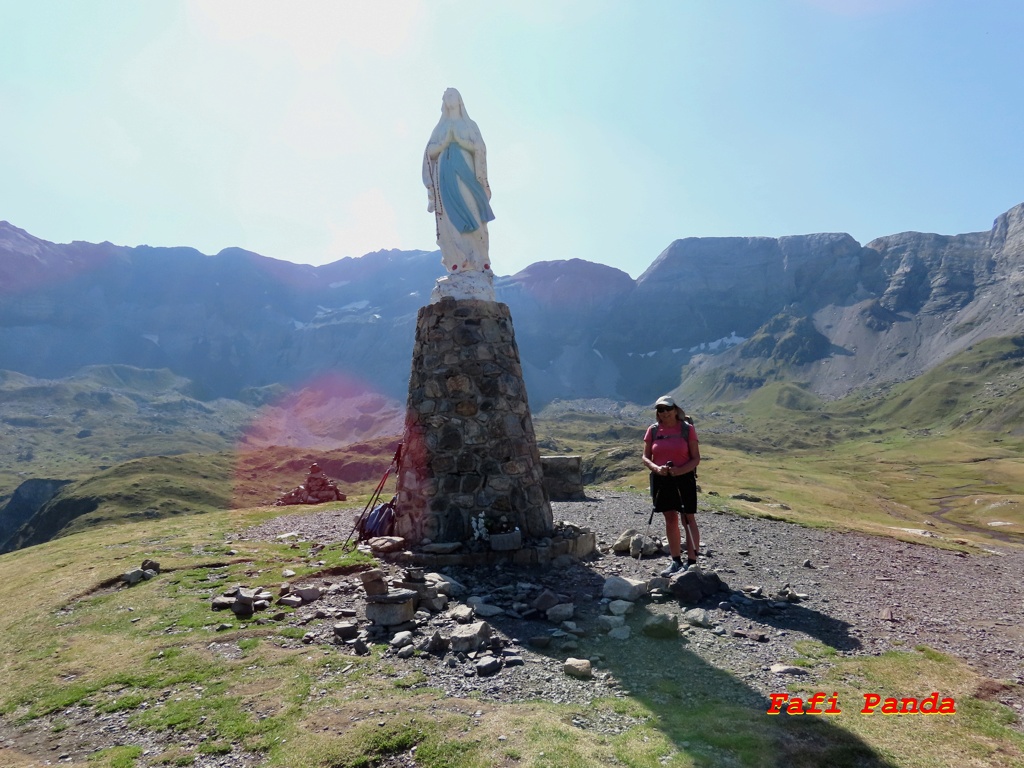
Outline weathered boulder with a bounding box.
[450,621,491,654]
[642,614,679,639]
[602,575,648,602]
[668,569,727,604]
[532,588,561,612]
[476,655,503,676]
[563,658,593,679]
[333,622,359,641]
[546,603,575,623]
[612,529,639,553]
[607,599,634,616]
[365,588,417,626]
[683,608,713,628]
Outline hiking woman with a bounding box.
[642,395,701,576]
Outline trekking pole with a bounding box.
[636,461,668,574]
[341,444,402,550]
[635,505,656,574]
[637,460,674,574]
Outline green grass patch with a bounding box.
[785,647,1024,768]
[87,745,145,768]
[794,639,839,660]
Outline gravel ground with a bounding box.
[236,490,1024,709]
[3,490,1022,767]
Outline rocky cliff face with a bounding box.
[680,203,1024,402]
[3,203,1023,410]
[627,232,869,350]
[0,478,71,549]
[495,259,635,404]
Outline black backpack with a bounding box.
[648,416,692,443]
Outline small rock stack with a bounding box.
[211,581,325,617]
[121,559,161,586]
[360,567,451,628]
[275,464,347,506]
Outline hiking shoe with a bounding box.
[660,560,684,578]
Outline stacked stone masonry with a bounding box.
[396,299,553,545]
[540,455,585,501]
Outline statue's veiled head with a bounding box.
[442,87,466,118]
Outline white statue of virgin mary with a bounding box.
[423,88,496,302]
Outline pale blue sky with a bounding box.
[1,0,1022,278]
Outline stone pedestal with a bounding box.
[395,298,553,545]
[540,455,585,500]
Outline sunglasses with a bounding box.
[656,406,672,413]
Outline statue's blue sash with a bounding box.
[439,143,495,234]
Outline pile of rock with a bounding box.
[274,464,346,506]
[347,567,532,673]
[590,568,730,642]
[360,568,418,627]
[203,551,741,685]
[211,586,276,615]
[727,583,808,608]
[210,581,337,617]
[363,563,740,681]
[665,567,729,604]
[121,559,161,586]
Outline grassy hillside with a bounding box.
[3,438,402,551]
[0,494,1021,767]
[0,364,404,508]
[534,338,1024,549]
[8,454,236,551]
[0,342,1022,765]
[665,336,1024,455]
[0,365,251,504]
[849,335,1024,435]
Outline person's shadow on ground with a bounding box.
[484,561,896,768]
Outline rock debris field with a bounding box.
[235,491,1023,712]
[3,490,1022,767]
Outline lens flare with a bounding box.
[231,372,403,508]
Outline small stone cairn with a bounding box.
[121,559,161,586]
[275,463,346,506]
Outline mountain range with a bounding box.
[4,204,1024,552]
[3,202,1023,410]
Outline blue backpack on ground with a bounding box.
[358,496,396,540]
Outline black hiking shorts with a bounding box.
[650,471,698,516]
